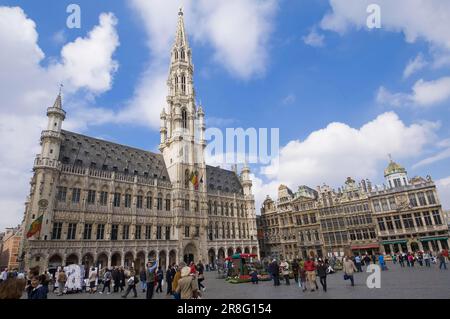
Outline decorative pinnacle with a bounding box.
[179,6,183,16]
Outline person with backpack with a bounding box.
[122,269,138,298]
[100,268,112,294]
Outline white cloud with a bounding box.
[413,148,450,169]
[403,53,428,79]
[0,6,120,230]
[377,77,450,107]
[259,112,437,199]
[121,0,279,129]
[303,29,325,48]
[436,176,450,210]
[321,0,450,50]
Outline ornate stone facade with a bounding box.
[19,9,259,272]
[259,160,449,259]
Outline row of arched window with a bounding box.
[208,221,251,240]
[207,200,247,217]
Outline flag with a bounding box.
[27,215,43,238]
[190,171,199,190]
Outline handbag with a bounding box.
[343,274,349,280]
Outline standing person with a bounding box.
[316,259,328,292]
[145,259,158,299]
[399,253,405,267]
[0,268,8,283]
[280,259,290,285]
[392,254,397,265]
[363,255,371,268]
[272,259,280,286]
[291,259,299,284]
[175,266,200,300]
[27,275,47,299]
[88,267,97,294]
[408,253,414,267]
[38,274,50,299]
[298,266,307,292]
[424,251,431,267]
[343,256,357,287]
[112,267,119,293]
[122,269,138,298]
[417,253,424,267]
[371,254,376,265]
[197,261,206,292]
[166,265,174,295]
[303,257,318,292]
[57,269,67,296]
[438,252,447,270]
[378,254,387,271]
[139,267,147,293]
[354,255,363,272]
[172,262,185,299]
[155,267,164,293]
[250,269,259,284]
[100,268,112,294]
[118,267,125,292]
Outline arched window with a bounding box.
[182,108,187,129]
[185,169,190,189]
[157,193,163,210]
[214,201,218,214]
[181,49,185,60]
[174,50,178,60]
[175,76,178,93]
[181,75,186,94]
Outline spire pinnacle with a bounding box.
[174,7,188,48]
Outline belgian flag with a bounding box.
[26,215,43,238]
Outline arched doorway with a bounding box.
[82,253,94,271]
[136,251,146,272]
[235,247,242,254]
[66,254,79,266]
[251,246,258,256]
[227,247,234,257]
[48,254,63,269]
[124,252,134,268]
[159,250,167,269]
[218,248,225,262]
[183,243,197,264]
[208,248,216,265]
[244,247,250,254]
[97,253,108,270]
[111,252,121,267]
[169,250,177,266]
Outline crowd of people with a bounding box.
[0,259,208,300]
[262,249,449,293]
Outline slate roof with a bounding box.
[206,165,243,195]
[59,130,170,181]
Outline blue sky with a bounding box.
[1,0,450,229]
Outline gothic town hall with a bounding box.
[19,9,259,272]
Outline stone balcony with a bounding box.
[40,130,63,142]
[34,155,61,170]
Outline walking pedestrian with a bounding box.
[438,252,447,270]
[304,257,318,292]
[100,268,112,294]
[343,256,357,287]
[197,261,206,292]
[298,266,307,292]
[378,254,387,271]
[280,259,290,285]
[250,269,259,284]
[166,265,174,295]
[316,259,328,292]
[355,255,363,272]
[291,259,299,283]
[57,269,67,296]
[88,267,97,294]
[424,251,431,267]
[122,269,138,298]
[156,267,164,293]
[363,255,371,268]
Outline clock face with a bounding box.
[38,199,48,208]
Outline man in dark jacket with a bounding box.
[316,259,328,292]
[166,265,174,295]
[155,267,164,293]
[291,259,299,283]
[112,267,119,293]
[118,267,125,292]
[139,268,147,293]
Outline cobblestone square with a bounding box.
[38,261,449,300]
